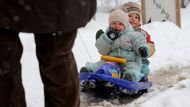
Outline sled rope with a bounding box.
[78,31,94,62]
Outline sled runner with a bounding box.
[79,56,152,98]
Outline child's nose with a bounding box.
[132,17,135,20]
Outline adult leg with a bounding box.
[0,29,26,107]
[34,30,80,107]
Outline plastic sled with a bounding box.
[80,59,152,98]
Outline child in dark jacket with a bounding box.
[81,9,151,82]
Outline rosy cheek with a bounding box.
[110,25,115,28]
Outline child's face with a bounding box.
[110,21,125,32]
[128,13,140,28]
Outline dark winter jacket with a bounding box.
[0,0,96,33]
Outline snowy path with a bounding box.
[20,4,190,107]
[80,66,190,107]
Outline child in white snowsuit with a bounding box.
[81,9,150,82]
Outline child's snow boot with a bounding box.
[80,67,91,73]
[123,73,133,81]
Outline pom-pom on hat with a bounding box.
[109,9,129,28]
[121,2,141,19]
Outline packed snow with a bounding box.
[19,3,190,107]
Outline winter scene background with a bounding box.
[19,0,190,107]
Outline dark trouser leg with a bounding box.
[0,29,26,107]
[34,30,80,107]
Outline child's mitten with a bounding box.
[106,28,119,41]
[96,29,104,40]
[139,47,148,57]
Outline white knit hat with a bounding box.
[109,9,129,28]
[121,2,141,19]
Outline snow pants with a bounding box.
[0,28,80,107]
[85,60,145,81]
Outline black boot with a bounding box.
[80,67,90,73]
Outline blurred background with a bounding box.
[97,0,189,13]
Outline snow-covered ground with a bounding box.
[20,4,190,107]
